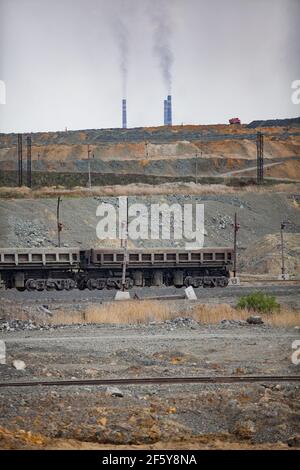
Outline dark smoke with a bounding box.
[113,1,130,98]
[150,0,174,94]
[115,18,128,98]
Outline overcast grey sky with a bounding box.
[0,0,299,133]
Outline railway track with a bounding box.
[1,375,299,388]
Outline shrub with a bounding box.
[237,291,280,313]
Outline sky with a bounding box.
[0,0,299,133]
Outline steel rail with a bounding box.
[0,375,299,388]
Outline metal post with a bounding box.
[280,222,285,277]
[17,134,23,187]
[233,212,240,277]
[256,131,264,184]
[57,196,62,247]
[121,238,128,291]
[145,141,149,159]
[87,145,92,190]
[121,201,128,291]
[26,136,32,188]
[88,159,91,190]
[195,150,202,184]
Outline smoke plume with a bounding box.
[114,16,128,98]
[112,1,131,99]
[150,0,174,94]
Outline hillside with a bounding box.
[1,189,299,275]
[0,121,300,186]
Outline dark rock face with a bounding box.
[246,316,264,325]
[247,116,300,128]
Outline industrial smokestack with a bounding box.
[122,99,127,129]
[164,100,168,125]
[167,95,172,126]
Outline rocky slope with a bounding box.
[1,190,299,275]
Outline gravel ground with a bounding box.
[1,127,299,449]
[1,285,299,308]
[0,320,299,449]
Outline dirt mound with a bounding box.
[0,426,294,450]
[264,160,300,179]
[1,122,300,183]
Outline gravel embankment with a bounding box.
[0,322,299,449]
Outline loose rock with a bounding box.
[246,316,264,325]
[13,360,26,370]
[105,387,124,398]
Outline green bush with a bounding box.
[237,291,280,313]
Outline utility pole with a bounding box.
[256,131,264,185]
[87,145,92,190]
[233,212,240,278]
[280,222,286,277]
[121,236,128,291]
[26,136,32,188]
[195,150,202,184]
[17,134,23,187]
[145,141,149,159]
[121,202,129,291]
[57,196,62,247]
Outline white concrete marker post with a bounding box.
[185,286,197,300]
[0,340,6,365]
[278,273,290,281]
[115,290,131,301]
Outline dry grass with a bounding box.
[190,303,243,323]
[2,296,298,327]
[0,181,299,199]
[49,300,174,325]
[44,301,300,328]
[189,303,300,327]
[261,309,300,327]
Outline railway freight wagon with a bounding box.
[0,248,80,291]
[0,247,233,291]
